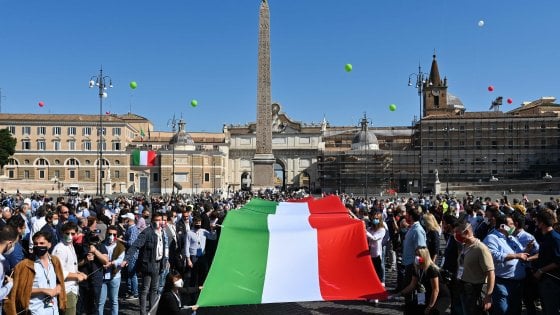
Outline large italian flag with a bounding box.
[131,149,156,166]
[196,195,386,307]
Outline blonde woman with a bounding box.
[422,213,441,262]
[392,247,450,315]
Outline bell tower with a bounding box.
[422,54,451,116]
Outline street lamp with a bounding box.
[89,67,113,196]
[408,64,429,194]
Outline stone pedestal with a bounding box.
[252,154,275,189]
[434,180,441,195]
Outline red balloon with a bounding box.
[38,101,44,107]
[105,111,111,115]
[507,98,513,104]
[487,86,494,92]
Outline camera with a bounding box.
[82,227,101,247]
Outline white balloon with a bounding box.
[102,92,108,98]
[478,20,485,27]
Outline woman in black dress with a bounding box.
[393,247,451,315]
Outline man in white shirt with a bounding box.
[52,222,88,315]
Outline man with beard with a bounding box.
[454,220,495,315]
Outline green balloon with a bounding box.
[129,81,138,89]
[191,100,198,107]
[345,64,353,72]
[389,104,397,111]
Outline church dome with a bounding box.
[447,92,465,110]
[351,116,379,151]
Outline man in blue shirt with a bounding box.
[401,205,426,315]
[483,214,528,315]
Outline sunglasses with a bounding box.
[108,233,117,236]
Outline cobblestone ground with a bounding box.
[117,268,405,315]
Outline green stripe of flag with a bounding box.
[131,149,140,166]
[197,198,278,307]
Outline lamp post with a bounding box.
[408,65,428,194]
[89,67,112,196]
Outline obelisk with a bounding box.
[252,0,275,189]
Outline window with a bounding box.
[8,170,14,179]
[524,124,530,132]
[54,170,60,179]
[204,173,210,182]
[68,140,76,151]
[112,128,121,136]
[129,173,134,181]
[22,140,31,150]
[68,127,77,136]
[444,141,449,149]
[97,127,106,136]
[8,126,15,134]
[459,125,465,133]
[38,170,45,179]
[476,141,481,149]
[112,142,121,151]
[115,160,120,165]
[54,159,60,165]
[24,170,30,179]
[69,170,76,179]
[541,124,546,132]
[83,141,92,151]
[524,140,529,149]
[36,158,48,166]
[114,170,120,178]
[22,126,31,135]
[459,141,465,149]
[37,140,46,151]
[67,158,79,166]
[428,141,434,149]
[85,170,90,179]
[97,141,106,151]
[53,127,61,135]
[491,141,497,149]
[508,140,513,149]
[53,141,61,151]
[83,127,92,136]
[153,173,159,182]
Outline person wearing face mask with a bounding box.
[0,225,19,310]
[4,215,27,275]
[400,206,426,313]
[52,222,88,315]
[98,226,125,315]
[391,247,450,315]
[454,220,495,315]
[39,212,60,253]
[482,214,528,315]
[5,231,67,315]
[185,216,217,294]
[155,269,201,315]
[121,212,169,315]
[175,205,192,275]
[120,213,139,300]
[366,212,387,288]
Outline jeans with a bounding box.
[158,266,170,294]
[140,271,160,315]
[99,276,121,315]
[126,265,138,296]
[538,276,560,315]
[491,277,522,315]
[372,256,385,284]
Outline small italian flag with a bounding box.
[196,196,386,307]
[131,149,156,166]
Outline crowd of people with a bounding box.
[353,193,560,315]
[0,189,557,315]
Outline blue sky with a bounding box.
[0,0,558,132]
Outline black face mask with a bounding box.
[194,224,202,229]
[33,245,49,257]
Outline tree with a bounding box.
[0,128,16,170]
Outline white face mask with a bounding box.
[174,279,183,288]
[52,220,59,226]
[107,235,115,243]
